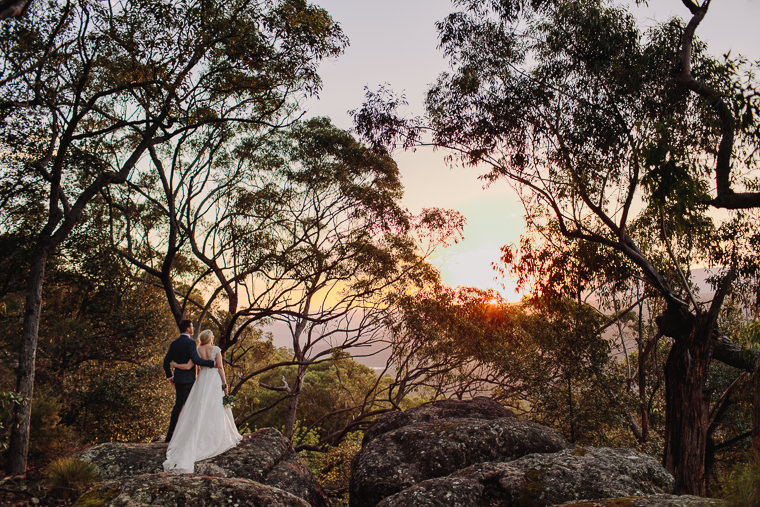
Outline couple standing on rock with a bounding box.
[161,319,242,473]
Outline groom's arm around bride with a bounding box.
[163,319,216,441]
[163,320,215,383]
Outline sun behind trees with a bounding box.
[354,0,760,497]
[2,0,760,503]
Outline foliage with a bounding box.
[722,456,760,507]
[353,0,760,493]
[1,0,455,465]
[114,112,460,442]
[3,0,758,495]
[114,113,452,346]
[738,319,760,349]
[389,285,635,444]
[303,432,362,502]
[293,353,382,441]
[45,456,99,495]
[235,343,383,441]
[0,0,347,471]
[27,390,80,465]
[225,332,290,431]
[67,364,173,444]
[0,200,177,458]
[0,391,24,454]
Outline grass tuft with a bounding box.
[45,456,99,494]
[723,457,760,507]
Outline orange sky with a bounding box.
[304,0,760,302]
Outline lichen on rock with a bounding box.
[78,428,327,506]
[553,494,726,506]
[74,474,310,507]
[377,447,675,506]
[349,398,569,506]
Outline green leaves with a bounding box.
[391,285,628,443]
[416,0,760,313]
[640,122,710,215]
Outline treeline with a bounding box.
[1,237,758,499]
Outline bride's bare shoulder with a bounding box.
[198,344,213,359]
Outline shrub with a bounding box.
[45,456,99,495]
[0,390,25,454]
[29,390,80,465]
[303,433,363,504]
[723,456,760,507]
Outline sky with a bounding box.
[303,0,760,302]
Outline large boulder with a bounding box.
[350,399,569,506]
[377,447,675,507]
[361,397,515,445]
[555,495,725,506]
[74,473,309,506]
[79,428,327,506]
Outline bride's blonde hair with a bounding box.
[199,330,214,345]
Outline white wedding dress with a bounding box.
[163,346,242,474]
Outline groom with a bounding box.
[163,319,216,442]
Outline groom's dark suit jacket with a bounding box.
[163,333,216,385]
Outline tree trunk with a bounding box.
[0,0,33,19]
[283,364,307,441]
[753,361,760,454]
[566,373,575,443]
[663,316,712,495]
[637,304,649,443]
[7,248,48,475]
[638,356,650,443]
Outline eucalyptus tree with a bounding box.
[0,0,345,473]
[382,284,636,445]
[114,116,462,441]
[354,0,760,494]
[249,119,463,440]
[503,225,662,446]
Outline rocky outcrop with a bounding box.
[377,447,674,506]
[554,494,725,506]
[76,398,724,507]
[79,428,327,506]
[74,474,310,507]
[349,398,570,506]
[79,441,164,479]
[349,398,721,507]
[361,397,515,444]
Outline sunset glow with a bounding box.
[433,247,523,303]
[305,0,760,299]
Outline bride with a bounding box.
[163,329,242,473]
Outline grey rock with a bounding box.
[377,447,675,507]
[553,494,725,506]
[350,401,568,506]
[74,473,309,506]
[79,428,327,506]
[362,397,515,445]
[79,441,166,479]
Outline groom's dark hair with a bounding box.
[178,319,192,333]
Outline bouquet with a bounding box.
[222,394,237,408]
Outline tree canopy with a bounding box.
[0,0,346,473]
[354,0,760,494]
